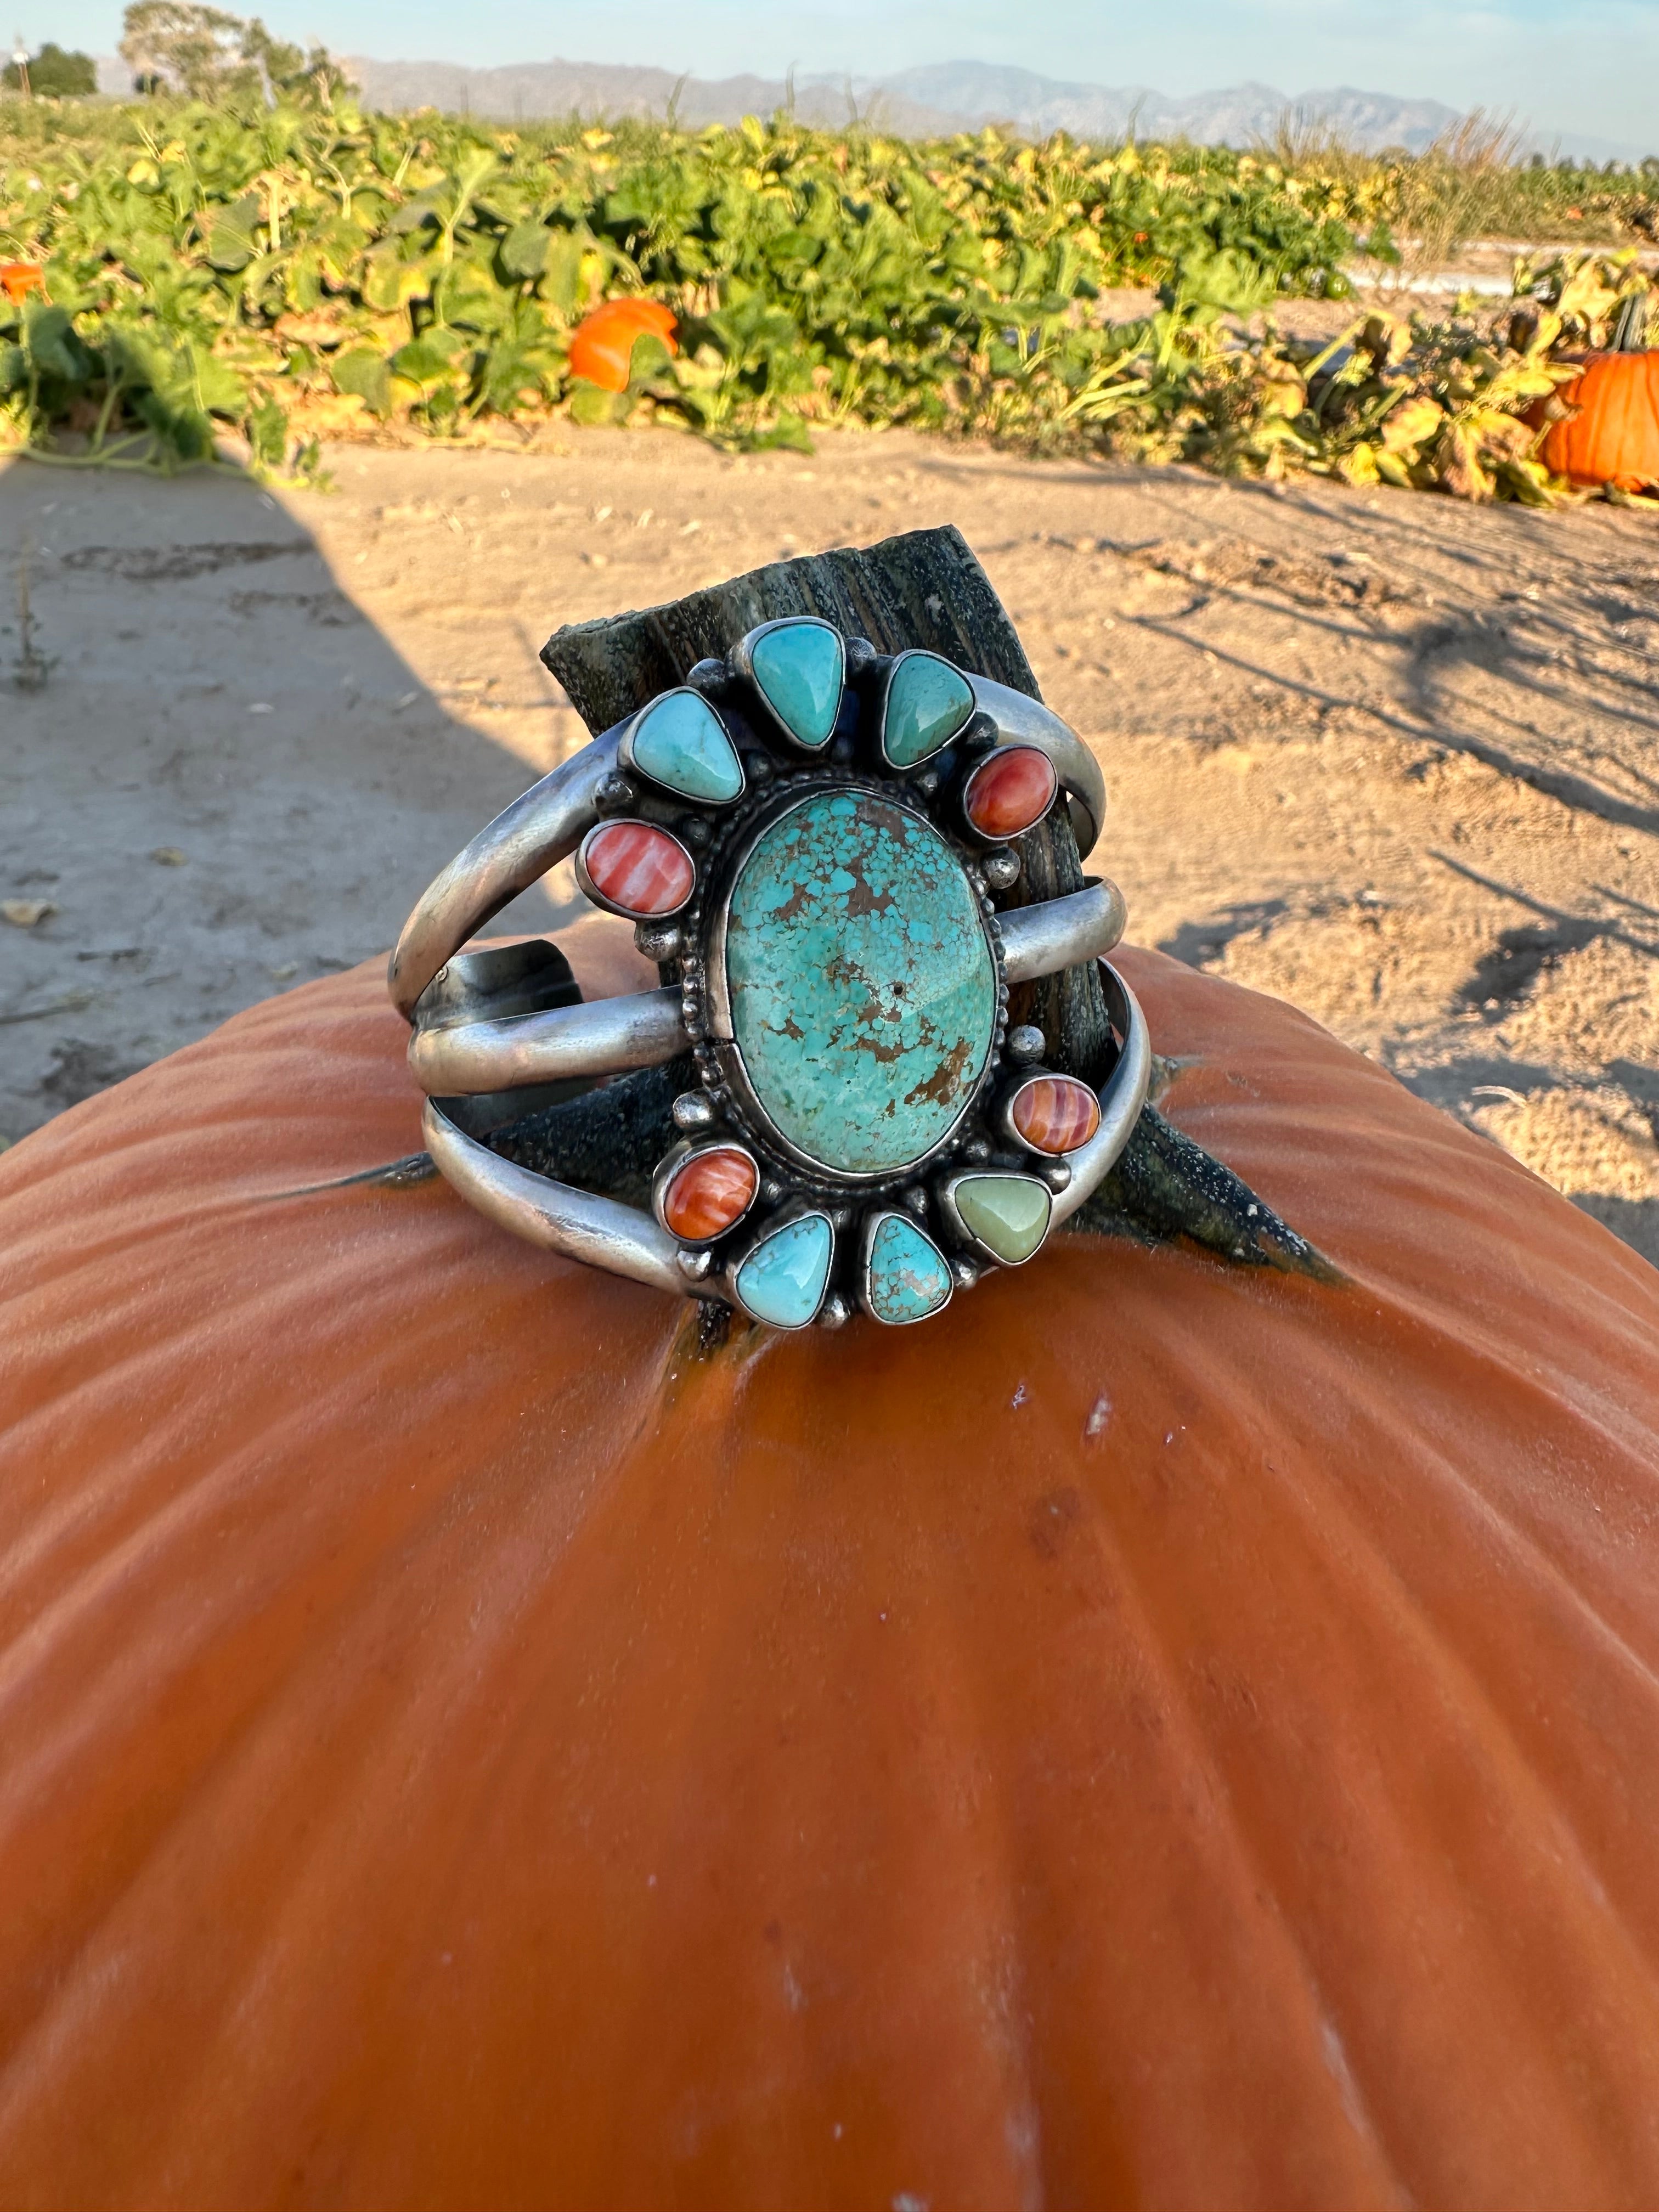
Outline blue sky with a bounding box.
[19,0,1659,149]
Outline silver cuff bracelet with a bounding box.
[391,619,1150,1330]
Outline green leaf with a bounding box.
[391,331,467,387]
[500,219,550,280]
[624,332,674,388]
[23,305,86,383]
[206,192,263,273]
[332,347,393,416]
[0,341,25,394]
[361,246,433,313]
[247,396,287,466]
[193,348,246,417]
[539,230,588,318]
[568,380,622,427]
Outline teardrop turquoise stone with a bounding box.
[629,690,744,803]
[749,622,843,750]
[734,1213,834,1329]
[881,653,974,769]
[953,1173,1052,1265]
[866,1214,952,1325]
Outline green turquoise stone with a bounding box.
[734,1212,833,1328]
[724,789,996,1175]
[749,620,844,749]
[954,1173,1052,1265]
[881,652,974,769]
[866,1214,952,1324]
[629,690,744,803]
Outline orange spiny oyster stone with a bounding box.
[582,820,695,917]
[1011,1074,1101,1155]
[963,745,1059,840]
[662,1146,759,1241]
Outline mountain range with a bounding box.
[333,54,1649,162]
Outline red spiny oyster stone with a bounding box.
[662,1147,758,1241]
[581,821,695,917]
[1011,1074,1101,1155]
[963,746,1059,840]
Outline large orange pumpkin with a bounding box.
[566,297,679,393]
[1539,349,1659,490]
[2,938,1658,2210]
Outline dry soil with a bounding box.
[1,430,1655,1262]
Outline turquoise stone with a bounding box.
[866,1214,952,1324]
[881,652,974,769]
[629,689,744,804]
[734,1212,834,1328]
[749,620,844,750]
[724,789,996,1175]
[953,1173,1052,1265]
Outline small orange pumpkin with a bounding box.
[1,940,1658,2207]
[1539,349,1659,491]
[0,261,47,306]
[567,296,679,393]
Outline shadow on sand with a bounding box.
[0,453,582,1145]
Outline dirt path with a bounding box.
[2,430,1654,1261]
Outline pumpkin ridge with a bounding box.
[1068,1369,1659,2197]
[1031,1475,1412,2205]
[5,953,1659,2203]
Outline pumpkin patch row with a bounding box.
[0,95,1654,500]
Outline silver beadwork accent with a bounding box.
[391,622,1149,1328]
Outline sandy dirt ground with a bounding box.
[2,428,1655,1263]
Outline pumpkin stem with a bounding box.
[1611,292,1650,353]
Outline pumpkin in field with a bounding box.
[1539,349,1659,491]
[2,938,1658,2210]
[566,297,679,393]
[0,261,47,306]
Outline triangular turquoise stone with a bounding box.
[734,1213,834,1328]
[881,652,975,769]
[749,621,843,750]
[629,689,744,803]
[954,1173,1052,1265]
[866,1213,952,1325]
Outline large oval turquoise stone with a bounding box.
[881,652,974,769]
[724,789,996,1175]
[629,689,744,803]
[866,1213,952,1324]
[749,620,843,750]
[733,1212,833,1328]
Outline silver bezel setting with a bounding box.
[876,647,978,773]
[730,1200,838,1329]
[394,612,1145,1329]
[960,743,1059,844]
[936,1169,1055,1268]
[727,616,846,753]
[697,780,1007,1190]
[858,1206,956,1326]
[616,687,749,808]
[651,1136,761,1245]
[574,819,697,922]
[998,1067,1103,1159]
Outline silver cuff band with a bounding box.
[389,676,1107,1024]
[390,616,1144,1329]
[408,880,1127,1098]
[420,961,1149,1306]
